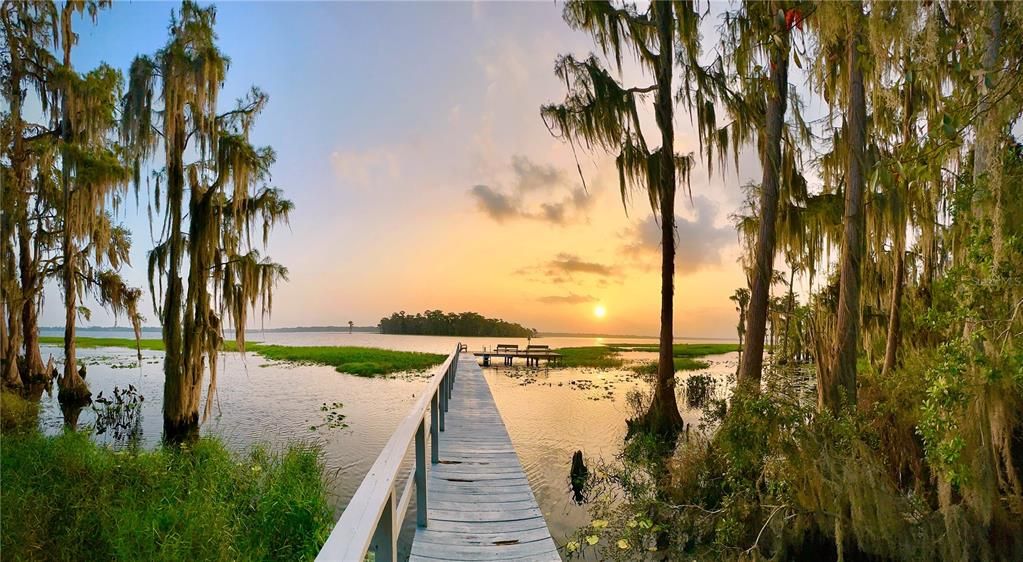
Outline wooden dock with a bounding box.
[472,346,561,367]
[316,346,561,562]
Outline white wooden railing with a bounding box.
[315,344,461,562]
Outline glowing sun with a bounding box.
[593,304,607,319]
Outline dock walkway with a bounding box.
[410,354,559,561]
[315,346,561,562]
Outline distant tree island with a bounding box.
[379,310,535,337]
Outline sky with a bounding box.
[38,1,770,339]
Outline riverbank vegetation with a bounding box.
[378,310,536,337]
[1,429,331,560]
[550,0,1023,560]
[38,336,444,376]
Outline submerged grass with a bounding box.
[0,430,331,561]
[38,336,444,376]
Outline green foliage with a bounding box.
[0,431,331,560]
[378,310,534,337]
[917,339,971,487]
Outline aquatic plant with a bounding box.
[92,385,144,443]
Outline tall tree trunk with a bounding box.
[975,2,1004,262]
[13,15,43,379]
[920,206,935,308]
[636,0,683,437]
[882,235,905,376]
[57,29,89,405]
[782,267,795,361]
[823,4,866,412]
[1,11,24,388]
[883,67,915,376]
[18,219,44,379]
[738,6,789,389]
[2,283,21,388]
[162,125,194,443]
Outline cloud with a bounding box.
[620,196,737,274]
[469,185,520,222]
[513,252,620,288]
[548,253,616,277]
[536,293,598,304]
[469,155,593,225]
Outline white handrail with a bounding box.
[316,344,461,562]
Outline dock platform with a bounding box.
[471,350,561,367]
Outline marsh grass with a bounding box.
[606,342,739,357]
[557,343,734,370]
[556,346,624,368]
[628,357,709,375]
[0,430,331,561]
[39,336,445,376]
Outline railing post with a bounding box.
[370,490,396,562]
[438,385,446,431]
[446,361,453,403]
[430,391,439,463]
[443,370,450,413]
[415,418,428,527]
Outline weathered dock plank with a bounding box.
[410,355,560,561]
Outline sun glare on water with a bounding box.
[593,304,607,319]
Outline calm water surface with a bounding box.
[35,331,737,556]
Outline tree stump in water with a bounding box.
[570,450,588,503]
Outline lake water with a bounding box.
[34,330,738,557]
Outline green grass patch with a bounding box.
[556,346,624,368]
[250,345,444,376]
[38,336,445,376]
[606,342,739,357]
[628,357,710,375]
[0,431,331,560]
[40,335,166,351]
